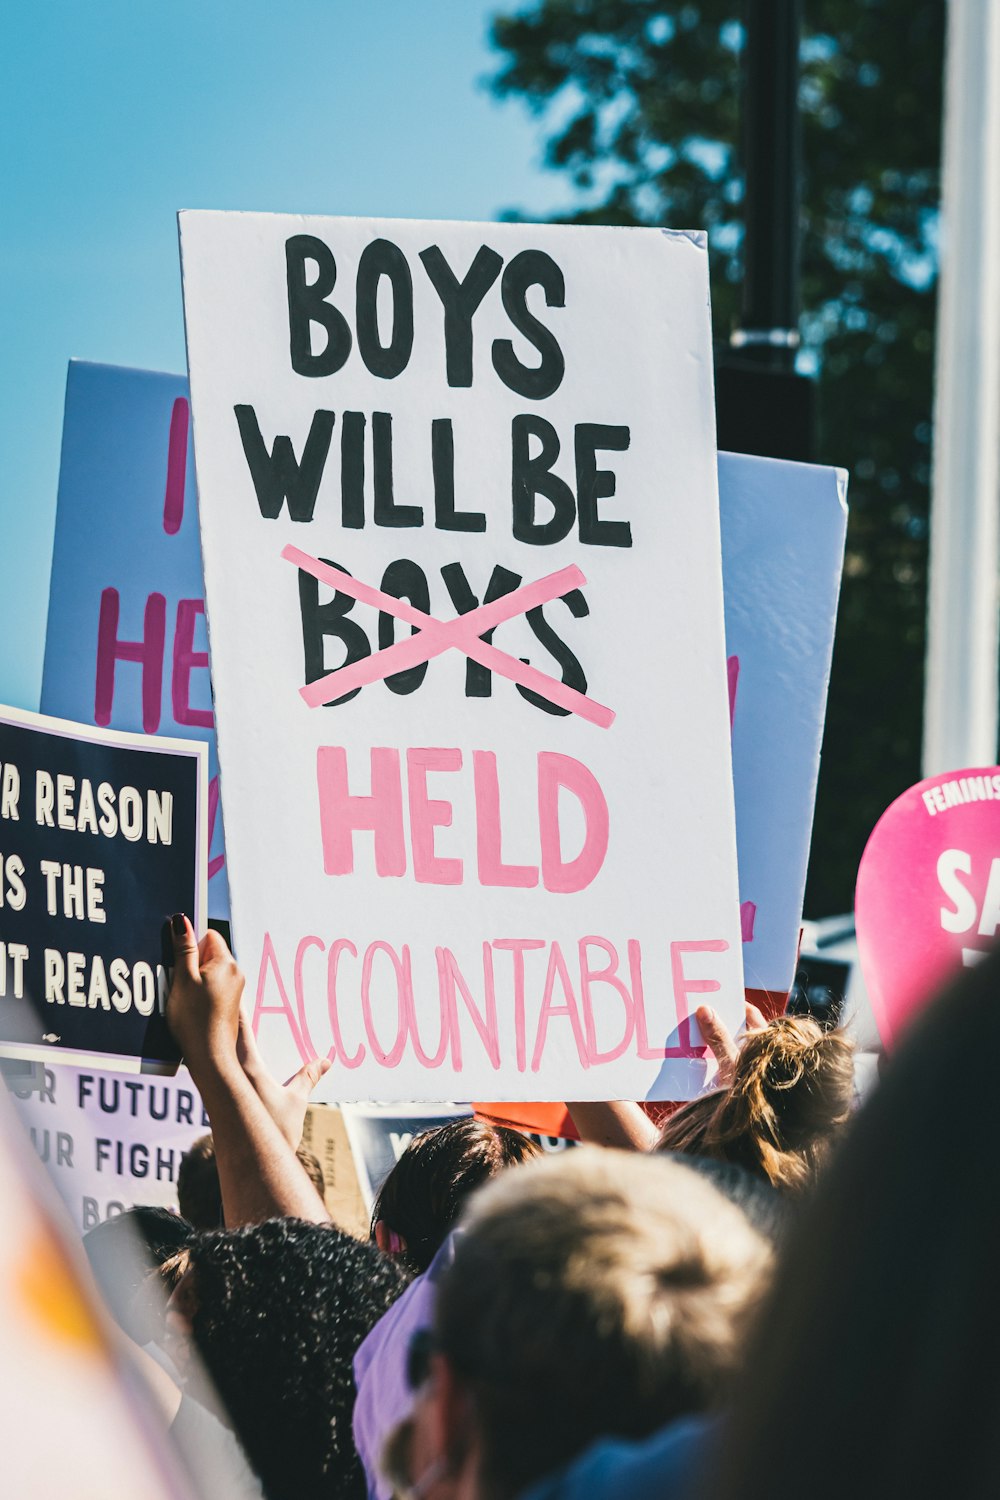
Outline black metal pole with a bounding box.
[733,0,802,371]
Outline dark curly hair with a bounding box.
[186,1219,408,1500]
[370,1118,540,1273]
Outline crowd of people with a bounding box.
[70,911,999,1499]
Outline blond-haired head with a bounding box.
[418,1147,771,1500]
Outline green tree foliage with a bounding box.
[489,0,944,914]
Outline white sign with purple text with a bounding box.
[6,1060,208,1232]
[180,212,744,1101]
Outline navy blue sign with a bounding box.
[0,706,206,1070]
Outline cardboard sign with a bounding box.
[5,1058,210,1232]
[0,703,207,1071]
[41,360,228,921]
[855,766,1000,1046]
[720,451,847,1003]
[179,211,744,1102]
[300,1101,371,1239]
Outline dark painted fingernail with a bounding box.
[171,913,187,936]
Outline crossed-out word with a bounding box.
[281,544,615,729]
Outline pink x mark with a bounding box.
[281,544,615,729]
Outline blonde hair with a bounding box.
[434,1148,772,1500]
[658,1016,855,1191]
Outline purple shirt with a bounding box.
[352,1234,459,1500]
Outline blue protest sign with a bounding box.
[41,361,228,919]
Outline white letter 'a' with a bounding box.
[938,849,976,934]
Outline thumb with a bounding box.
[695,1003,739,1085]
[285,1055,332,1099]
[170,913,201,981]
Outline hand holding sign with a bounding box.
[164,914,243,1066]
[695,999,769,1087]
[164,916,331,1226]
[165,915,330,1146]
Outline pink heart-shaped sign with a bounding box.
[855,766,1000,1047]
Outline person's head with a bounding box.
[178,1133,326,1228]
[710,945,1000,1500]
[658,1015,855,1190]
[671,1155,790,1244]
[175,1218,408,1500]
[403,1147,772,1500]
[83,1205,192,1344]
[371,1117,540,1273]
[176,1134,221,1227]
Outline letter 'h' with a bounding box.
[95,589,166,734]
[316,747,406,876]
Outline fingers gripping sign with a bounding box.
[695,1000,769,1088]
[167,917,330,1146]
[166,912,245,1064]
[164,912,332,1227]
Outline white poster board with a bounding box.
[40,366,846,1019]
[180,211,743,1101]
[5,1060,208,1232]
[720,452,847,1001]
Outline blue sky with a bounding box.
[0,0,573,710]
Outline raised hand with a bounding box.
[164,914,330,1227]
[694,1000,769,1087]
[165,913,245,1065]
[236,1012,331,1150]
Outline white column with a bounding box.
[923,0,1000,776]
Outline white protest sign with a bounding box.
[5,1060,208,1232]
[180,211,743,1101]
[40,367,845,1022]
[720,451,847,1002]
